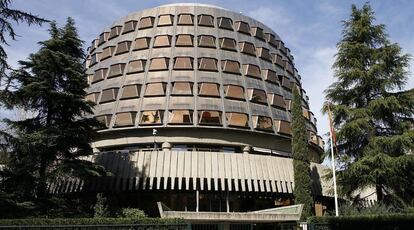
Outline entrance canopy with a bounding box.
[157,202,303,223]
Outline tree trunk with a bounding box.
[376,184,384,202]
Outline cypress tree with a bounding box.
[325,3,414,206]
[1,18,106,198]
[292,86,314,219]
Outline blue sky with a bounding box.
[3,0,414,142]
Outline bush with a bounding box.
[93,193,109,218]
[0,217,185,226]
[120,208,147,219]
[308,214,414,230]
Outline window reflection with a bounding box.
[219,37,237,51]
[224,85,244,100]
[100,88,119,104]
[149,57,169,71]
[114,112,136,127]
[176,34,193,47]
[171,82,193,95]
[177,14,194,25]
[127,59,146,74]
[108,63,125,78]
[198,83,220,97]
[243,64,261,79]
[140,110,164,125]
[134,37,151,50]
[122,20,138,34]
[139,16,155,29]
[235,21,250,35]
[158,14,173,26]
[121,84,141,99]
[174,57,193,70]
[226,113,248,127]
[144,83,166,96]
[198,14,214,27]
[218,17,233,30]
[248,88,267,104]
[169,110,193,124]
[153,35,172,48]
[238,42,256,56]
[252,115,273,131]
[198,111,222,125]
[115,41,131,55]
[198,57,218,71]
[198,35,216,48]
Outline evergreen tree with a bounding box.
[0,18,106,198]
[292,86,314,219]
[0,0,47,81]
[325,3,414,205]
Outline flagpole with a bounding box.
[327,103,339,216]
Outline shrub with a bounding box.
[120,208,147,219]
[0,217,185,226]
[93,193,109,218]
[308,214,414,230]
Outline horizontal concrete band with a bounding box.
[49,151,332,196]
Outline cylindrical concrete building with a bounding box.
[80,3,331,220]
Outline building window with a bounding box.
[171,82,193,96]
[265,32,278,48]
[95,114,112,128]
[279,75,292,90]
[247,88,267,104]
[85,92,100,103]
[198,35,216,48]
[176,34,193,47]
[90,52,100,66]
[115,41,132,55]
[238,42,256,56]
[108,63,126,79]
[90,39,98,52]
[275,119,292,135]
[251,27,265,41]
[169,110,193,124]
[92,68,108,83]
[252,115,273,131]
[235,21,250,35]
[140,110,164,125]
[122,20,138,34]
[173,57,193,70]
[217,17,233,30]
[268,94,286,109]
[256,47,272,62]
[285,99,292,111]
[114,112,137,127]
[219,37,237,51]
[198,14,214,27]
[308,131,319,145]
[153,35,172,48]
[149,57,169,71]
[224,85,244,100]
[144,83,167,96]
[226,112,248,127]
[198,83,220,97]
[177,14,194,25]
[285,60,294,74]
[198,111,222,125]
[243,64,261,79]
[221,60,240,75]
[100,46,115,61]
[98,32,109,46]
[121,84,141,99]
[108,26,122,40]
[134,37,151,50]
[303,108,310,120]
[100,88,119,104]
[273,53,284,67]
[127,59,146,74]
[158,14,173,26]
[263,69,279,84]
[139,16,155,29]
[279,41,287,54]
[198,57,218,71]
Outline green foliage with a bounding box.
[0,0,47,82]
[308,214,414,230]
[291,86,314,220]
[120,208,147,219]
[0,217,185,226]
[338,203,398,216]
[93,193,109,218]
[0,18,107,199]
[324,3,414,205]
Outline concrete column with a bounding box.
[243,145,251,154]
[196,190,199,212]
[162,142,172,151]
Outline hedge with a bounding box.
[308,214,414,230]
[0,217,185,226]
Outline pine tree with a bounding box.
[292,86,314,219]
[325,3,414,206]
[1,18,106,198]
[0,0,47,82]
